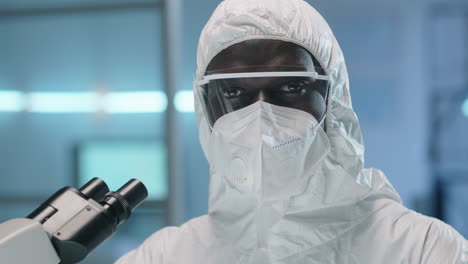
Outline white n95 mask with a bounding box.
[208,100,330,202]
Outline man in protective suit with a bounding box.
[116,0,468,263]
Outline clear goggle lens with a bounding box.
[196,67,329,127]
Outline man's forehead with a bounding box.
[206,39,315,73]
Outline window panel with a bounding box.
[0,0,161,10]
[0,9,166,196]
[77,140,168,201]
[0,9,164,92]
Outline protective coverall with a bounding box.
[115,0,468,263]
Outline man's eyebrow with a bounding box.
[264,76,315,86]
[221,76,316,89]
[221,78,243,87]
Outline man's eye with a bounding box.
[279,81,309,94]
[222,87,245,98]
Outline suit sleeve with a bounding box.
[114,226,178,264]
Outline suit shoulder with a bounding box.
[419,215,467,264]
[148,214,210,247]
[388,206,467,264]
[114,215,209,264]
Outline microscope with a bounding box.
[0,177,148,264]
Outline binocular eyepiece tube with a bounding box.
[27,177,148,264]
[77,177,148,225]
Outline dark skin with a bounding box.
[204,39,328,126]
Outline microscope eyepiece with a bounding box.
[115,179,148,210]
[101,179,148,226]
[79,177,109,201]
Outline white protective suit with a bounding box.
[116,0,468,263]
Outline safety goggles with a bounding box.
[196,67,330,127]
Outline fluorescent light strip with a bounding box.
[0,91,197,113]
[462,99,468,117]
[104,92,167,113]
[28,92,98,113]
[0,90,24,112]
[174,90,195,112]
[27,91,167,113]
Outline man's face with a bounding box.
[203,39,328,126]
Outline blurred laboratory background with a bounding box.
[0,0,466,262]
